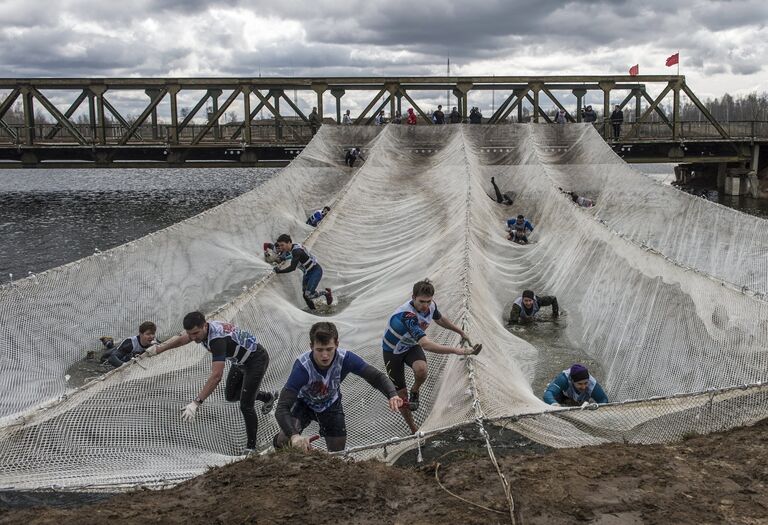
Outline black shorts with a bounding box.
[291,397,347,438]
[382,345,427,391]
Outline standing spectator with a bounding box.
[308,107,322,136]
[432,105,445,124]
[555,109,567,124]
[449,107,461,123]
[342,109,353,125]
[610,104,623,140]
[374,110,386,126]
[406,108,417,125]
[582,105,597,123]
[392,110,402,124]
[469,107,483,124]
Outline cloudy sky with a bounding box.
[1,0,766,118]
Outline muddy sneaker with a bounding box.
[261,391,278,415]
[408,390,420,412]
[325,288,333,305]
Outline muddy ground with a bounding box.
[1,419,766,525]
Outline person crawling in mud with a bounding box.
[543,363,608,406]
[273,322,402,452]
[509,289,559,324]
[273,234,333,310]
[345,147,365,167]
[142,311,277,454]
[559,187,595,208]
[383,279,482,434]
[99,321,157,368]
[507,214,534,244]
[306,206,331,227]
[490,176,515,205]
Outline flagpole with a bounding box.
[677,49,680,76]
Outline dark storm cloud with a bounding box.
[0,0,764,98]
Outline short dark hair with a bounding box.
[322,206,331,212]
[517,214,524,219]
[412,279,435,298]
[183,311,206,330]
[138,321,156,334]
[275,234,292,244]
[310,322,338,346]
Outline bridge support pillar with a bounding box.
[312,82,328,121]
[87,92,97,143]
[572,89,586,122]
[748,145,760,198]
[454,82,472,123]
[20,87,35,145]
[207,89,222,140]
[145,89,161,140]
[599,81,615,139]
[168,85,181,145]
[271,90,283,140]
[330,88,345,124]
[530,83,541,123]
[386,83,400,121]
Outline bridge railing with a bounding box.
[597,120,768,142]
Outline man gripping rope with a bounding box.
[144,311,277,454]
[383,279,481,434]
[273,234,333,310]
[273,322,402,453]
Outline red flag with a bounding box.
[629,64,639,76]
[665,53,679,67]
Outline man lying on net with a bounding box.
[273,234,333,310]
[507,214,534,244]
[306,206,331,227]
[543,363,608,406]
[383,279,482,434]
[509,289,559,324]
[99,321,157,368]
[142,311,277,455]
[273,321,402,452]
[490,176,515,205]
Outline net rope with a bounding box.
[0,124,766,492]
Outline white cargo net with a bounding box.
[0,124,767,494]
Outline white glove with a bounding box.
[290,434,310,451]
[181,401,199,422]
[551,403,561,407]
[144,345,159,357]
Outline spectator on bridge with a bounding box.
[432,105,445,124]
[506,214,534,244]
[375,110,386,126]
[509,290,559,325]
[345,147,365,167]
[100,321,158,368]
[406,108,417,125]
[582,105,597,123]
[309,107,322,136]
[392,110,402,124]
[610,104,623,140]
[450,107,461,123]
[306,206,331,227]
[543,364,608,406]
[555,109,567,124]
[491,177,515,205]
[342,109,353,125]
[469,107,483,124]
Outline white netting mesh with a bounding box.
[1,124,767,491]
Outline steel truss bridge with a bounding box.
[0,76,766,177]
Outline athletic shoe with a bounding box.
[325,288,333,305]
[471,344,483,355]
[408,390,419,412]
[261,391,278,415]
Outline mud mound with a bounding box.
[2,420,766,525]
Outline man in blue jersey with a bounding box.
[274,234,333,310]
[273,321,402,452]
[383,279,481,434]
[544,364,609,406]
[306,206,331,227]
[507,214,534,244]
[509,289,559,324]
[145,311,277,454]
[99,321,157,368]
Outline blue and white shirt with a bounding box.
[201,320,259,364]
[284,349,367,412]
[382,300,442,354]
